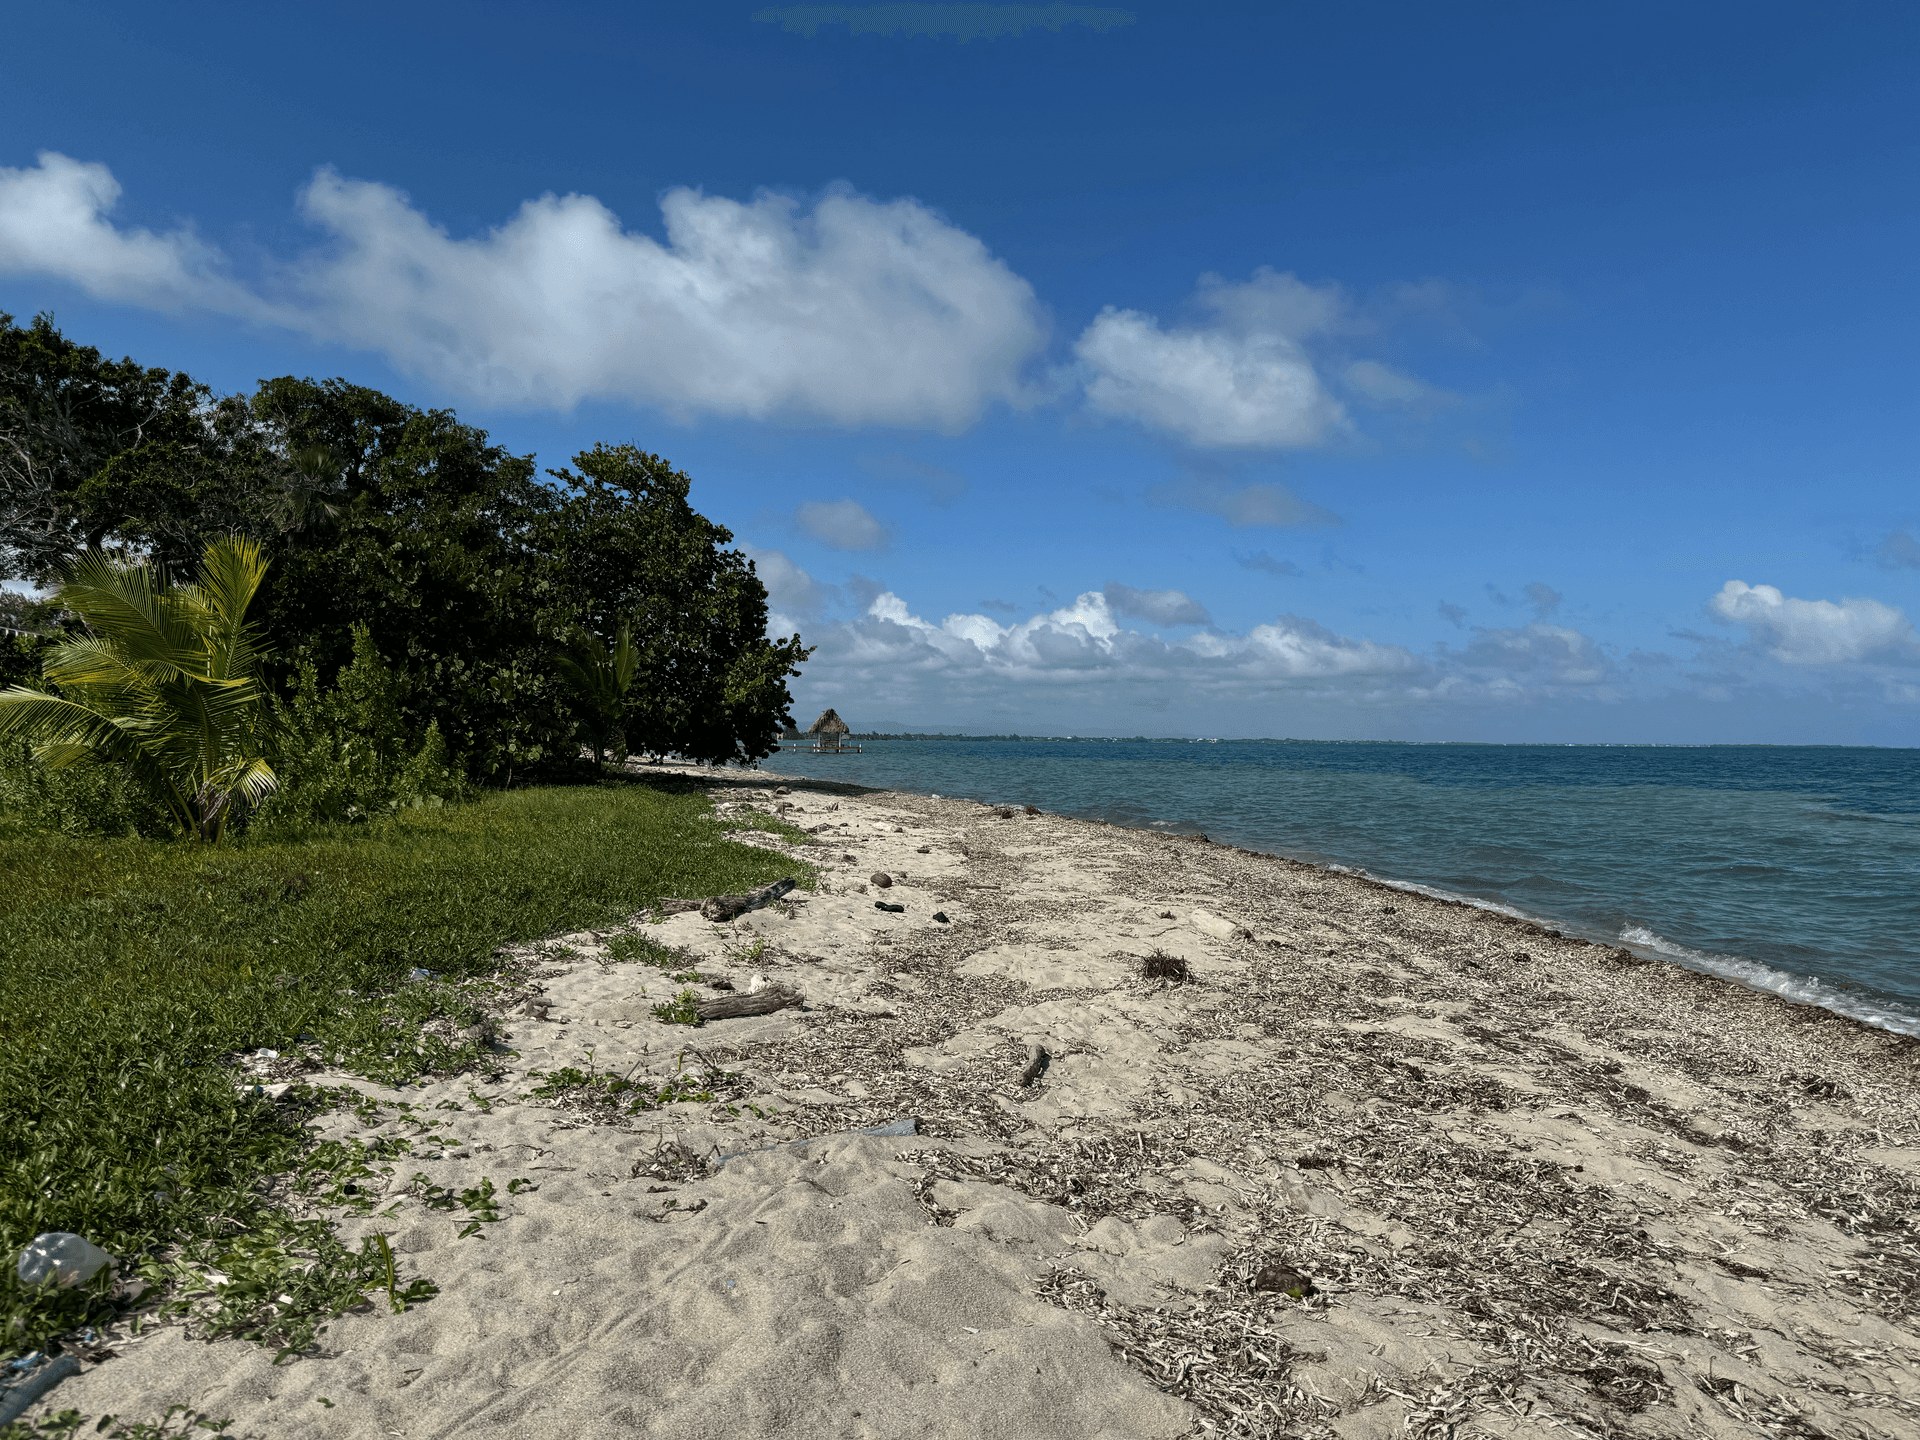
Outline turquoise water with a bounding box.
[760,741,1920,1036]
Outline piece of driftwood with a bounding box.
[695,982,802,1021]
[1019,1043,1049,1086]
[659,877,797,922]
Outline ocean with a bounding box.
[758,740,1920,1036]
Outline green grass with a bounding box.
[0,776,811,1359]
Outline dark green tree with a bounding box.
[1,312,348,582]
[4,317,811,783]
[0,312,209,580]
[532,445,810,765]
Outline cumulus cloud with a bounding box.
[796,498,890,551]
[1150,478,1340,530]
[0,152,256,312]
[1102,583,1211,627]
[1075,271,1349,448]
[1073,267,1464,449]
[0,152,1047,427]
[840,590,1417,689]
[1437,601,1467,628]
[1709,581,1916,665]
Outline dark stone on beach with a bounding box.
[997,808,1014,819]
[916,846,931,854]
[709,978,735,991]
[1250,1263,1314,1297]
[1511,951,1534,964]
[1381,906,1397,914]
[1158,910,1175,919]
[1141,950,1188,982]
[932,911,949,923]
[870,872,892,888]
[1024,805,1040,815]
[875,901,905,913]
[775,786,790,795]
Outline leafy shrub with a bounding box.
[255,625,468,833]
[0,739,175,838]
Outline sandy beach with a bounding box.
[32,770,1920,1438]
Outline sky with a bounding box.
[3,1,1918,743]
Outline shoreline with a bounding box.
[35,770,1920,1437]
[760,755,1920,1041]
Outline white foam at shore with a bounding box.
[1618,925,1920,1038]
[1346,870,1920,1037]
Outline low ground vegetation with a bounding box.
[0,779,810,1369]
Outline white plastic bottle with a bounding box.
[16,1233,114,1288]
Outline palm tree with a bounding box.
[0,536,278,841]
[552,620,636,768]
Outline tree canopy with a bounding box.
[0,313,810,781]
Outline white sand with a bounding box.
[33,772,1920,1437]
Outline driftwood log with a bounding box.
[1018,1043,1049,1086]
[657,877,797,922]
[695,982,802,1022]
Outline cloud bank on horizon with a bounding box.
[747,543,1920,732]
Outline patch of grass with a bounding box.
[650,988,705,1026]
[526,1050,738,1113]
[2,1406,233,1438]
[604,931,687,967]
[0,777,810,1358]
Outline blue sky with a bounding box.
[4,1,1918,742]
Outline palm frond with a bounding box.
[53,550,203,676]
[611,621,637,694]
[175,536,272,682]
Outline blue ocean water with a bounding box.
[760,741,1920,1036]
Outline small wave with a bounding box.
[1363,873,1543,925]
[1619,926,1920,1037]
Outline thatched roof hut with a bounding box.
[807,708,851,737]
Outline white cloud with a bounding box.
[1072,267,1462,449]
[0,153,1047,427]
[1102,583,1211,627]
[1709,581,1916,665]
[0,152,255,312]
[795,498,889,551]
[1076,301,1348,449]
[804,590,1419,706]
